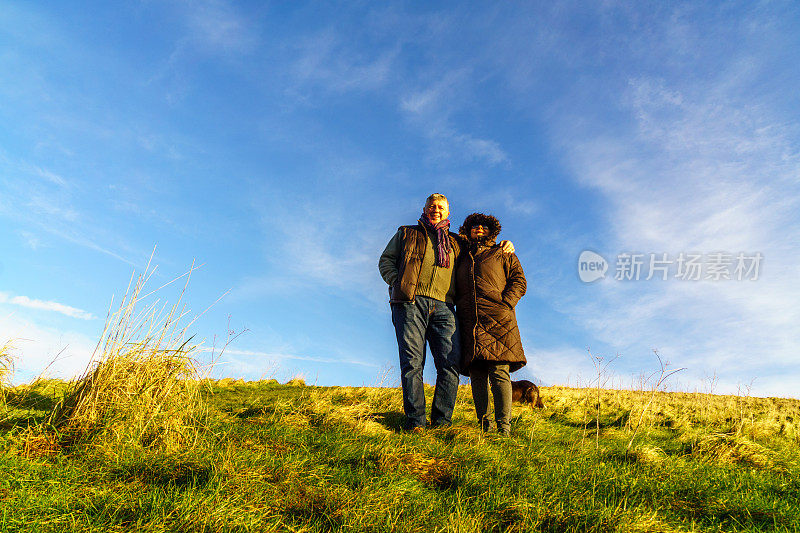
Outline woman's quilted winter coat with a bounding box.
[455,222,527,375]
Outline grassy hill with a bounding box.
[2,378,799,532]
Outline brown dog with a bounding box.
[511,380,545,408]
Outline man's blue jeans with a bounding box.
[391,296,461,429]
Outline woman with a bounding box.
[456,213,527,436]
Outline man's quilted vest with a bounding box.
[390,225,462,303]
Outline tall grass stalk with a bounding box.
[586,348,619,450]
[626,349,684,452]
[0,340,14,404]
[49,262,207,456]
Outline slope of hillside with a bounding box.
[1,380,798,532]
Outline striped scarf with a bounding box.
[419,215,452,268]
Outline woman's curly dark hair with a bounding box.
[459,212,501,242]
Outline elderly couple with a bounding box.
[379,193,527,436]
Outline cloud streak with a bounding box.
[546,23,800,397]
[203,348,379,368]
[0,292,96,320]
[399,69,510,167]
[180,0,257,53]
[290,29,397,95]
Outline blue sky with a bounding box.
[2,1,799,397]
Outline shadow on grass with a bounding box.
[670,487,783,529]
[1,390,62,430]
[113,458,211,487]
[235,406,266,418]
[5,390,60,411]
[0,414,47,431]
[368,411,405,432]
[282,484,345,530]
[554,411,631,431]
[427,470,458,491]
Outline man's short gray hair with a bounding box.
[425,193,449,206]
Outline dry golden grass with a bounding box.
[15,427,61,459]
[684,431,789,472]
[4,377,799,531]
[215,378,243,387]
[541,384,800,443]
[628,444,667,465]
[48,264,207,457]
[0,340,14,403]
[379,450,454,487]
[302,387,397,436]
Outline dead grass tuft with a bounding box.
[629,444,667,466]
[48,262,207,456]
[16,427,61,458]
[293,389,397,436]
[0,341,14,403]
[380,451,455,488]
[688,432,785,471]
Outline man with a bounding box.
[379,193,512,431]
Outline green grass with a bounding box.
[1,379,799,532]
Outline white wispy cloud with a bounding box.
[405,112,510,167]
[0,313,97,383]
[262,200,390,306]
[200,347,379,368]
[437,129,508,166]
[289,29,398,95]
[151,0,256,57]
[400,69,468,115]
[399,69,510,167]
[520,345,598,388]
[145,0,257,100]
[17,230,42,250]
[285,18,509,168]
[0,154,141,267]
[237,146,412,308]
[552,68,800,397]
[181,0,257,53]
[0,292,96,320]
[26,194,79,222]
[24,215,139,267]
[30,165,68,187]
[494,190,538,217]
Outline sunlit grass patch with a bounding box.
[684,431,791,472]
[627,444,668,466]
